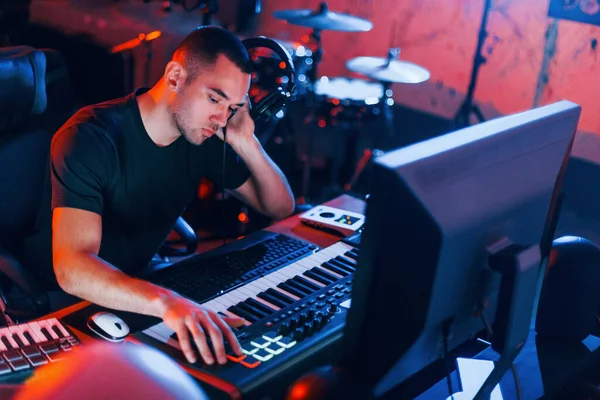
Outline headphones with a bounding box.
[241,36,296,123]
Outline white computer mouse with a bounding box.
[87,312,130,343]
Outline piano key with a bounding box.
[220,290,249,305]
[48,318,71,338]
[22,331,38,345]
[264,270,300,287]
[345,250,360,261]
[209,296,235,310]
[311,267,342,283]
[0,328,20,349]
[0,337,13,350]
[277,282,305,299]
[236,302,269,320]
[296,273,326,288]
[340,253,358,265]
[331,257,356,272]
[303,270,334,285]
[246,298,278,315]
[227,305,257,323]
[20,324,43,343]
[144,323,181,350]
[265,288,295,305]
[210,292,259,314]
[51,325,67,338]
[269,286,301,302]
[293,276,321,291]
[314,264,344,279]
[250,295,281,312]
[321,262,350,277]
[315,244,351,261]
[285,279,315,295]
[38,320,60,340]
[201,304,244,323]
[10,334,25,348]
[257,292,287,309]
[9,326,31,347]
[268,263,338,292]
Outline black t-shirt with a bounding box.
[19,89,250,287]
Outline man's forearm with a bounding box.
[57,253,171,318]
[237,138,295,218]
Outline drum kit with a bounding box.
[269,2,430,132]
[254,2,432,200]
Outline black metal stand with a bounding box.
[160,0,219,23]
[452,0,492,129]
[473,242,542,399]
[381,79,395,138]
[200,1,220,25]
[299,4,326,204]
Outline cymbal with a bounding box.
[273,3,373,32]
[346,56,431,84]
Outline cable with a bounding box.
[480,313,522,400]
[480,312,493,340]
[221,127,228,246]
[442,320,453,397]
[510,364,523,400]
[0,293,14,327]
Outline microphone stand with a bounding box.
[452,0,492,129]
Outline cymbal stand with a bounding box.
[452,0,492,129]
[307,28,323,83]
[305,1,328,82]
[299,26,324,204]
[380,47,400,138]
[342,47,398,195]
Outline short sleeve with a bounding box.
[50,123,115,215]
[202,137,251,190]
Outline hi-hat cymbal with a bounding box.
[273,2,373,32]
[346,56,431,84]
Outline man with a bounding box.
[33,26,295,366]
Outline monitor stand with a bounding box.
[467,241,542,399]
[446,358,504,400]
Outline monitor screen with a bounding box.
[339,100,581,397]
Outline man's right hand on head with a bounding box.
[160,293,245,365]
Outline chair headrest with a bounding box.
[0,46,47,117]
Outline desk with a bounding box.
[39,193,600,399]
[38,194,365,366]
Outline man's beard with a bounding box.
[169,104,205,146]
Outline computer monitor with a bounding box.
[339,101,581,398]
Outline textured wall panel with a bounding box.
[257,0,600,134]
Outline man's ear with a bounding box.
[164,61,187,91]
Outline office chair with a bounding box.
[0,45,55,318]
[158,216,198,259]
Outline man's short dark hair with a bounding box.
[173,25,253,82]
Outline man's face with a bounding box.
[169,54,251,145]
